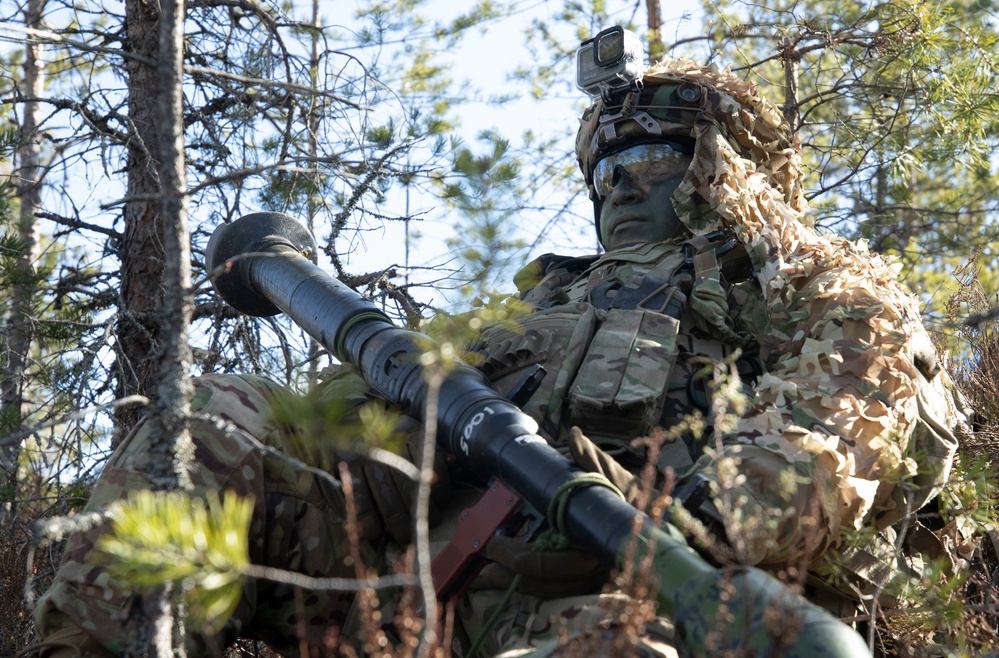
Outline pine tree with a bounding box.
[694,0,999,333]
[437,131,528,301]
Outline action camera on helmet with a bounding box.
[575,26,643,99]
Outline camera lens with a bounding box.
[678,84,702,104]
[596,31,623,64]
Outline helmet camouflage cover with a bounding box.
[575,58,807,237]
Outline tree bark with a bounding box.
[646,0,664,62]
[151,0,194,492]
[120,0,193,651]
[782,35,800,131]
[2,0,45,527]
[116,0,167,446]
[306,0,321,385]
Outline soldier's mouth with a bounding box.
[612,217,646,232]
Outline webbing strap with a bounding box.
[546,473,626,538]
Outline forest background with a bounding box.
[1,0,999,655]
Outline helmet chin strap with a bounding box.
[593,198,604,247]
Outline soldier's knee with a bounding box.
[20,623,113,658]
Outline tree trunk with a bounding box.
[306,0,321,385]
[120,0,193,483]
[116,0,167,446]
[2,0,44,528]
[150,0,194,492]
[646,0,664,62]
[782,35,800,131]
[120,0,193,651]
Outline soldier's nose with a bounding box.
[609,166,642,204]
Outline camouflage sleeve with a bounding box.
[688,135,967,568]
[29,374,367,657]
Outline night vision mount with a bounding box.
[575,26,643,100]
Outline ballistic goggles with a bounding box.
[591,142,692,199]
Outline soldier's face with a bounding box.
[596,144,692,251]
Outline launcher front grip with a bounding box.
[206,212,872,658]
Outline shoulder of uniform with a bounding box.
[513,253,599,294]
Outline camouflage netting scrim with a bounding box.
[578,59,968,567]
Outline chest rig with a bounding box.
[474,233,763,465]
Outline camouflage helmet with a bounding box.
[576,58,808,240]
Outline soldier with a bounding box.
[26,54,970,657]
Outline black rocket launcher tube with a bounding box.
[206,213,871,658]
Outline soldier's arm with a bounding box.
[692,153,966,568]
